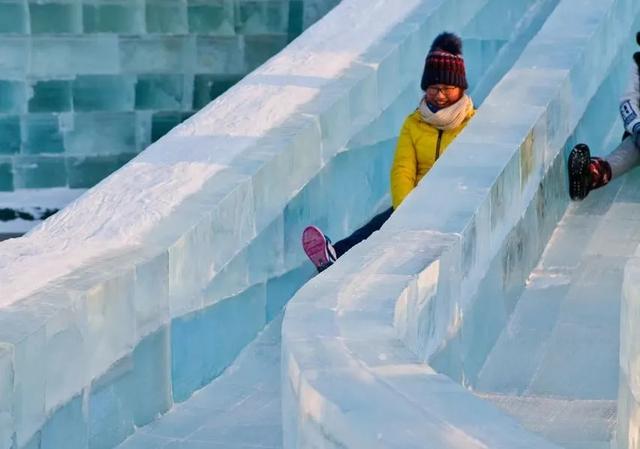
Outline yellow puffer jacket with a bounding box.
[390,108,475,209]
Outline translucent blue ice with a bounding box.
[2,0,640,448]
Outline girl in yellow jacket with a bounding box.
[303,32,475,272]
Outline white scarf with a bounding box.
[418,94,474,131]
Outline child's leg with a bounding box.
[332,208,393,258]
[302,208,393,272]
[606,135,640,178]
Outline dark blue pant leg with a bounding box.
[333,208,393,258]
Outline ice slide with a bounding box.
[1,0,640,448]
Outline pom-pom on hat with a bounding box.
[420,32,468,90]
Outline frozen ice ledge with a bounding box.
[0,0,638,449]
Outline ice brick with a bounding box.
[236,0,289,35]
[266,264,315,322]
[202,250,250,307]
[0,80,25,114]
[463,38,507,94]
[0,116,20,155]
[74,267,136,382]
[88,359,135,449]
[130,328,172,427]
[137,109,154,150]
[31,292,90,414]
[247,215,284,285]
[64,112,137,156]
[300,0,339,30]
[195,36,245,74]
[21,113,64,154]
[171,284,266,402]
[0,160,11,191]
[40,396,86,449]
[28,80,72,113]
[287,0,303,38]
[241,115,322,231]
[0,306,47,447]
[120,36,195,74]
[297,87,350,162]
[73,75,136,112]
[83,1,144,34]
[135,74,185,110]
[167,178,255,315]
[244,34,289,71]
[145,0,188,34]
[29,1,81,34]
[0,1,27,33]
[134,251,170,338]
[30,36,119,77]
[0,38,27,78]
[13,155,66,188]
[206,174,256,269]
[461,0,530,40]
[192,74,241,109]
[150,112,182,143]
[358,34,407,114]
[86,329,171,449]
[186,0,234,35]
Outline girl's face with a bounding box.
[425,84,463,110]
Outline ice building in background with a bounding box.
[0,0,338,235]
[2,0,640,449]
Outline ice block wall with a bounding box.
[0,0,502,448]
[0,0,338,233]
[619,248,640,448]
[282,0,640,447]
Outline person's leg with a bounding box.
[332,208,393,258]
[606,134,640,178]
[302,208,393,272]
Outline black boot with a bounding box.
[568,144,612,201]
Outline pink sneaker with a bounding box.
[302,225,337,272]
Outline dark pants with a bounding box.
[333,208,393,258]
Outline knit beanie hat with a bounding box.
[420,32,468,90]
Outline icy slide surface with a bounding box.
[2,0,640,448]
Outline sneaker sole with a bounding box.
[568,144,590,201]
[302,226,332,271]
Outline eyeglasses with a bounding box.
[426,86,459,96]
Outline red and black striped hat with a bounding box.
[420,32,468,90]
